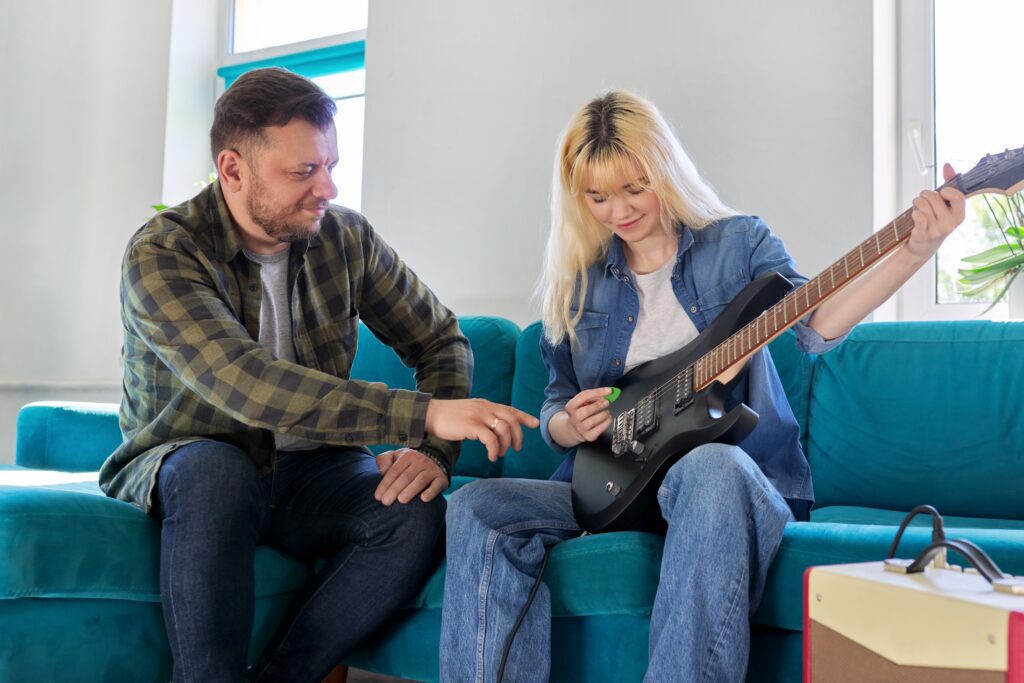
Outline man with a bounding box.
[99,67,537,683]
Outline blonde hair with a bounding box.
[540,91,736,345]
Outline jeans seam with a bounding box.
[163,471,189,683]
[476,520,578,682]
[702,570,744,682]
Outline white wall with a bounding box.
[362,0,877,326]
[0,0,883,460]
[0,0,175,460]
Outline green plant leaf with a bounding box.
[960,244,1018,264]
[1006,226,1024,239]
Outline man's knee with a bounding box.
[157,440,263,516]
[381,494,446,551]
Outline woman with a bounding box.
[440,91,964,681]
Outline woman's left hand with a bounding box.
[905,162,967,261]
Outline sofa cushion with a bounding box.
[506,322,565,480]
[350,316,520,479]
[0,467,308,601]
[16,402,121,472]
[806,321,1024,518]
[754,510,1024,632]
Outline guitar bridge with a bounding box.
[611,409,636,456]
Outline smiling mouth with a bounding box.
[617,217,642,229]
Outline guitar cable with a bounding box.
[496,544,554,683]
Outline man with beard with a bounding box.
[99,68,537,683]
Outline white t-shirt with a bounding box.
[624,255,700,374]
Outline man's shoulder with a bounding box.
[319,204,372,243]
[127,185,218,254]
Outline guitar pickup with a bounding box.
[634,395,658,438]
[674,366,694,413]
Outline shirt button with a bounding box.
[614,358,621,366]
[627,315,634,323]
[398,433,408,441]
[623,276,630,283]
[690,306,698,313]
[249,284,258,292]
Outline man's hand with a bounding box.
[374,448,448,505]
[424,398,540,462]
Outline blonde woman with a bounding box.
[440,91,964,681]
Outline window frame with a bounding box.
[894,0,1008,320]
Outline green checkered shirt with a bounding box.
[99,182,471,512]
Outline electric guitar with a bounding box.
[571,147,1024,533]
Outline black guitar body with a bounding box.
[571,272,795,532]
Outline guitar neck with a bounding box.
[693,207,918,391]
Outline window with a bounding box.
[897,0,1024,320]
[218,0,368,210]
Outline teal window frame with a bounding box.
[217,40,365,87]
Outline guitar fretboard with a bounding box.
[692,207,917,390]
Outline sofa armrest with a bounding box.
[16,402,121,472]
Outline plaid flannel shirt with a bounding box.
[99,182,471,513]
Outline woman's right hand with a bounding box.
[563,387,615,444]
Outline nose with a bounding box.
[609,194,631,221]
[312,168,338,201]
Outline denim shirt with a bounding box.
[539,215,845,515]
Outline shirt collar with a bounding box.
[602,223,695,276]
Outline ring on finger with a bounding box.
[490,418,499,431]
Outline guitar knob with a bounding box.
[605,481,621,497]
[611,442,627,457]
[628,440,645,456]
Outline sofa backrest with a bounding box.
[349,315,521,478]
[16,316,521,476]
[505,322,565,480]
[806,321,1024,519]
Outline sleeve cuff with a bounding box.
[793,319,847,355]
[539,400,571,455]
[382,389,431,447]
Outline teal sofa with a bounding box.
[3,317,1024,681]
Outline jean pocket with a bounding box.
[696,271,748,321]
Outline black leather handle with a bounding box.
[905,538,1007,585]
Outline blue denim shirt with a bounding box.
[540,215,844,514]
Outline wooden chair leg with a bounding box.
[322,664,348,683]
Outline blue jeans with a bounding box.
[156,440,445,683]
[439,443,793,682]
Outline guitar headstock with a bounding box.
[958,146,1024,197]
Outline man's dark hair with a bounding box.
[210,67,337,162]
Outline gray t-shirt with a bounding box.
[624,254,700,374]
[244,246,320,452]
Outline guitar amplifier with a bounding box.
[803,561,1024,681]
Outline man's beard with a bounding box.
[245,176,324,244]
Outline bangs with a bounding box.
[569,144,653,196]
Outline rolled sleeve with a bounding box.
[792,319,847,355]
[539,331,580,455]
